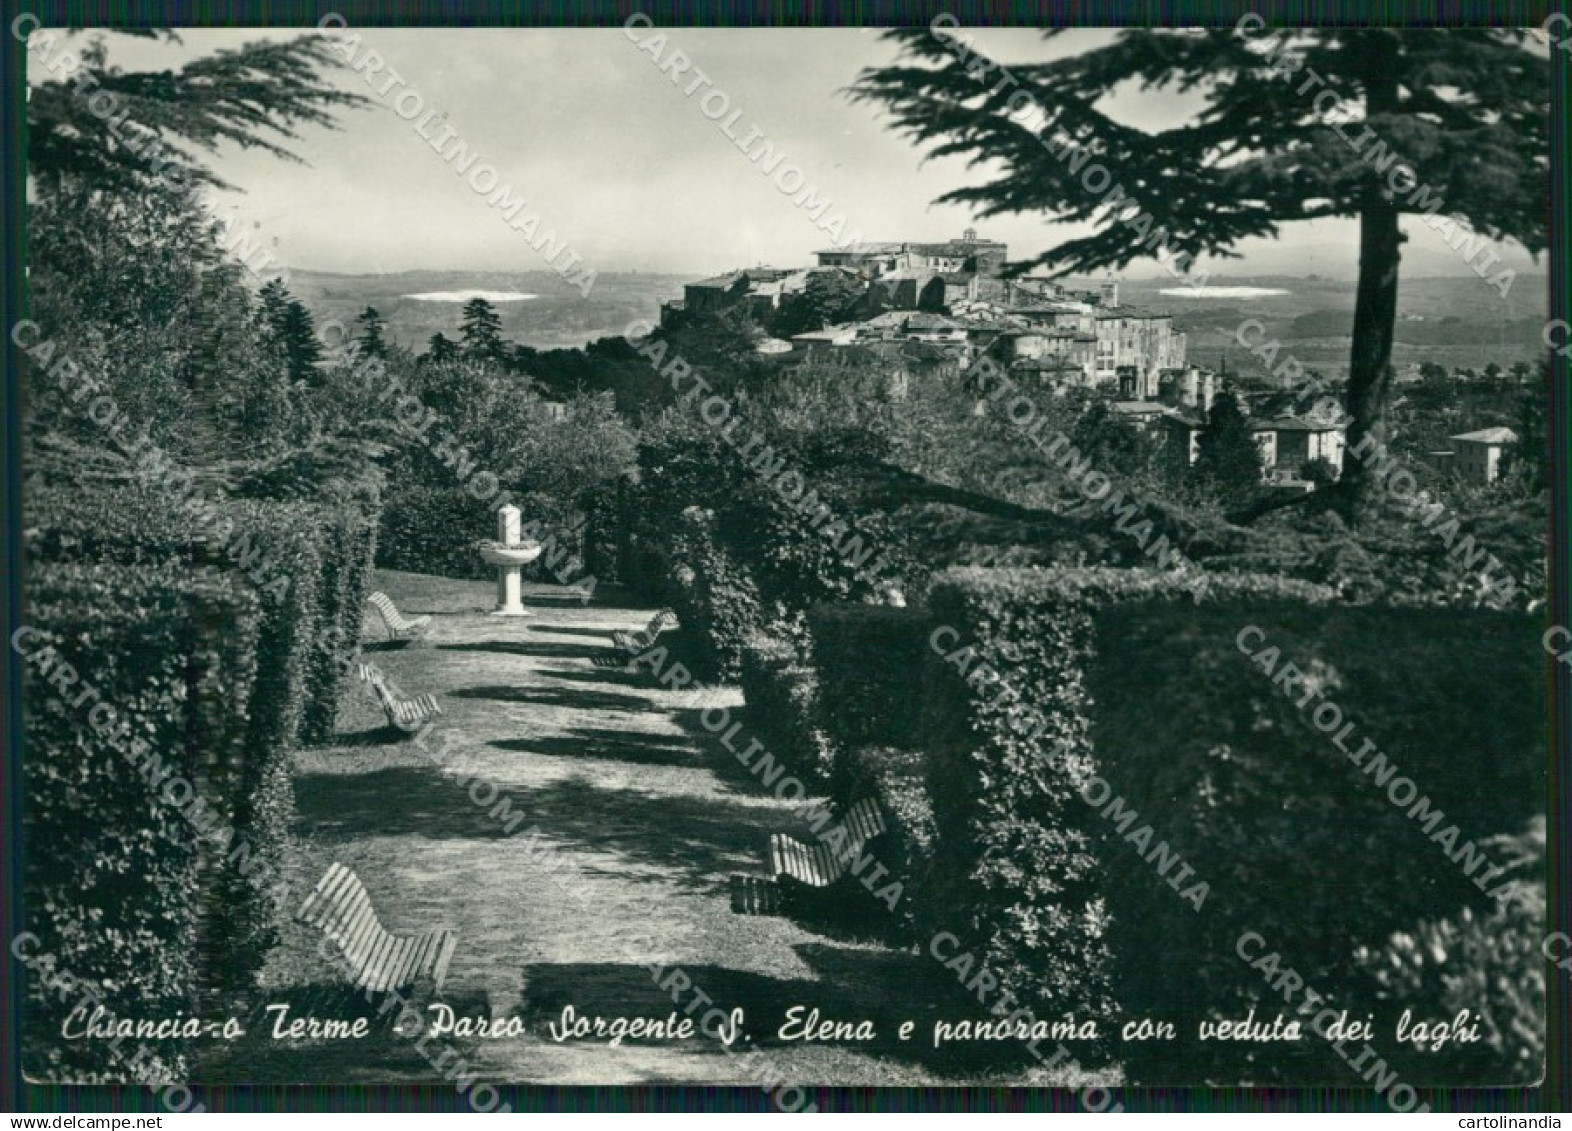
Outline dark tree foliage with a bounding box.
[253,281,321,386]
[354,305,387,359]
[1190,391,1264,506]
[425,332,459,364]
[1070,400,1151,482]
[853,27,1548,518]
[26,30,369,193]
[277,300,323,385]
[460,297,507,362]
[768,271,868,339]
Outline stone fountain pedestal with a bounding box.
[479,504,542,617]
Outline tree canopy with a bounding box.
[26,30,368,193]
[852,26,1548,515]
[460,297,507,362]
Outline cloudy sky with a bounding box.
[44,26,1546,284]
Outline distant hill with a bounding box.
[283,266,1548,381]
[1107,274,1548,382]
[285,268,688,352]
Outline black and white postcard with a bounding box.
[4,12,1567,1116]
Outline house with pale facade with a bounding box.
[1449,427,1518,484]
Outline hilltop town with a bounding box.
[657,231,1522,489]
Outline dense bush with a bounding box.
[1087,598,1545,1084]
[663,507,764,683]
[300,486,382,743]
[23,481,214,565]
[919,567,1335,1037]
[1353,868,1545,1084]
[21,562,260,1082]
[23,485,347,993]
[377,484,496,579]
[578,479,629,587]
[809,604,932,755]
[736,630,836,791]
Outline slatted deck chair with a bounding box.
[296,862,458,992]
[611,609,679,656]
[358,663,443,732]
[768,797,887,888]
[729,873,783,916]
[367,591,432,643]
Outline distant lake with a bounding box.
[402,290,538,302]
[1159,286,1291,299]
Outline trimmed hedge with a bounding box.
[300,486,381,744]
[1087,598,1545,1084]
[21,561,260,1082]
[1353,869,1545,1084]
[736,631,836,791]
[919,567,1336,1035]
[919,564,1543,1083]
[378,484,590,586]
[212,500,326,988]
[664,507,763,683]
[809,604,932,801]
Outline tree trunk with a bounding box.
[1339,203,1402,518]
[1338,46,1404,522]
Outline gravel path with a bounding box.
[192,569,1078,1091]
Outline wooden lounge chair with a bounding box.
[367,591,432,643]
[769,797,887,887]
[358,663,443,732]
[729,873,782,916]
[612,609,679,655]
[296,862,457,992]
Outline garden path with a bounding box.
[194,569,1064,1091]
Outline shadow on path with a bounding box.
[487,776,779,888]
[490,729,703,769]
[450,685,655,713]
[295,766,526,842]
[438,640,610,661]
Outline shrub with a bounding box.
[664,507,764,683]
[833,745,936,940]
[736,631,836,791]
[579,480,628,586]
[1087,599,1544,1084]
[378,484,592,588]
[212,500,327,989]
[809,604,932,755]
[1353,864,1544,1084]
[377,484,494,579]
[630,412,919,621]
[919,567,1335,1038]
[300,487,382,744]
[20,562,260,1082]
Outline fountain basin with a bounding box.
[479,541,543,567]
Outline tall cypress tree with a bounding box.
[426,332,459,364]
[1190,392,1265,505]
[354,305,388,359]
[459,297,506,362]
